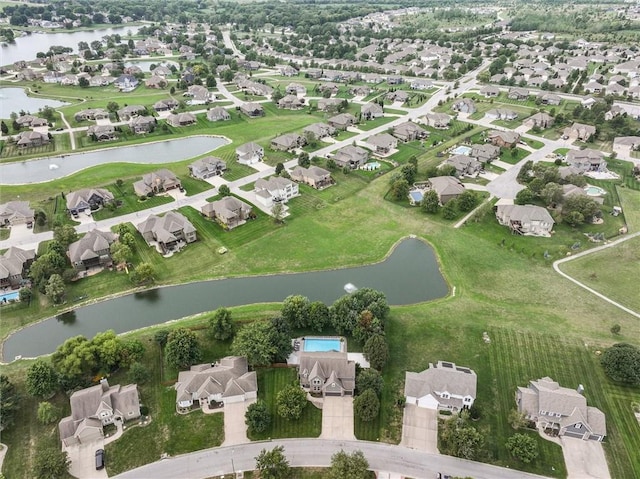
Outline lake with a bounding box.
[2,238,448,360]
[1,26,140,67]
[0,87,69,115]
[0,136,230,185]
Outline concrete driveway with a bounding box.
[400,404,439,454]
[64,440,108,479]
[8,223,34,241]
[560,437,611,479]
[320,396,355,440]
[221,399,254,446]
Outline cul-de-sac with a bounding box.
[0,1,639,479]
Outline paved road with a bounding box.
[113,438,551,479]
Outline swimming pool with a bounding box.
[362,161,381,171]
[303,337,343,352]
[451,145,472,155]
[0,291,19,303]
[584,185,607,197]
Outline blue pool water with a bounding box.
[452,145,472,155]
[0,291,19,303]
[304,338,342,352]
[362,161,381,171]
[584,185,606,197]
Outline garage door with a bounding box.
[325,392,341,396]
[563,431,585,439]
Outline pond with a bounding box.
[0,136,230,185]
[1,26,140,67]
[0,87,69,115]
[2,238,448,360]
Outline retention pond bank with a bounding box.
[3,238,447,360]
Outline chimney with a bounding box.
[577,384,584,395]
[100,377,109,392]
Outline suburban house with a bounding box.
[114,74,139,92]
[367,133,398,154]
[298,351,356,397]
[279,65,299,77]
[332,145,369,169]
[75,109,109,121]
[361,102,384,120]
[471,143,500,163]
[410,78,433,90]
[278,95,305,110]
[405,361,477,411]
[328,113,357,130]
[67,229,117,271]
[58,379,141,447]
[201,197,253,230]
[563,123,597,142]
[480,85,500,97]
[145,75,167,89]
[117,105,146,121]
[0,201,34,227]
[386,90,409,103]
[428,176,465,204]
[15,131,50,148]
[524,112,554,129]
[495,204,555,236]
[537,93,561,105]
[485,109,518,121]
[285,83,306,95]
[508,87,530,100]
[444,155,482,177]
[254,176,299,208]
[66,188,115,215]
[174,357,257,410]
[0,247,35,289]
[566,149,607,173]
[516,377,606,441]
[185,85,212,104]
[271,133,305,151]
[188,156,227,179]
[136,211,197,254]
[129,116,157,134]
[87,125,117,141]
[236,142,265,165]
[487,130,521,148]
[317,98,344,112]
[207,107,231,122]
[153,99,178,112]
[133,169,181,197]
[612,136,640,156]
[393,121,428,142]
[290,165,333,189]
[240,102,265,118]
[452,98,476,114]
[422,113,452,129]
[303,123,337,140]
[16,115,48,128]
[166,112,196,127]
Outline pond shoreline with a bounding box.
[1,236,450,362]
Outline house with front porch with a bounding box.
[117,105,146,121]
[328,113,357,130]
[15,131,49,148]
[367,133,398,154]
[563,123,597,142]
[271,133,305,151]
[58,379,141,447]
[393,121,428,142]
[290,166,333,189]
[129,116,157,134]
[405,361,477,411]
[175,357,257,410]
[566,149,607,173]
[166,112,196,127]
[332,145,369,169]
[0,201,34,227]
[524,112,554,129]
[428,176,465,204]
[361,102,384,120]
[236,142,264,165]
[66,188,115,215]
[189,157,227,179]
[487,130,521,148]
[136,211,197,254]
[471,144,500,163]
[240,102,265,118]
[444,155,482,177]
[278,95,305,110]
[422,113,451,129]
[133,169,181,197]
[207,107,231,122]
[452,98,476,114]
[67,229,117,271]
[254,176,299,208]
[303,123,336,141]
[496,204,555,236]
[516,377,606,441]
[87,125,117,141]
[298,351,355,397]
[201,197,253,230]
[0,247,35,289]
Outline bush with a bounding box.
[128,362,151,384]
[276,384,307,420]
[353,388,380,422]
[601,343,640,385]
[506,433,539,463]
[245,400,271,434]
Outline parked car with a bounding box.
[95,449,105,470]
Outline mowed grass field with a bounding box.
[559,235,640,315]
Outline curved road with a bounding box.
[113,438,550,479]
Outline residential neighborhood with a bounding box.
[0,2,639,479]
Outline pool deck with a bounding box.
[286,336,370,368]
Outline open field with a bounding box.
[559,235,640,315]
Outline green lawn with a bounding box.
[559,235,640,315]
[248,368,322,440]
[357,116,395,131]
[617,186,640,230]
[522,137,545,149]
[91,180,174,221]
[499,147,530,165]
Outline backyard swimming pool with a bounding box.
[0,291,19,303]
[451,145,472,155]
[584,185,607,197]
[303,337,343,352]
[362,161,381,171]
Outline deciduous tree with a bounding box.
[231,321,278,367]
[45,273,65,304]
[255,445,291,479]
[245,399,271,434]
[26,359,59,398]
[354,388,380,422]
[328,450,369,479]
[506,433,539,463]
[356,368,383,396]
[208,307,235,341]
[601,343,640,385]
[37,401,60,425]
[276,384,307,420]
[32,447,70,479]
[165,328,202,370]
[281,294,310,328]
[421,189,440,213]
[0,375,19,431]
[363,334,389,370]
